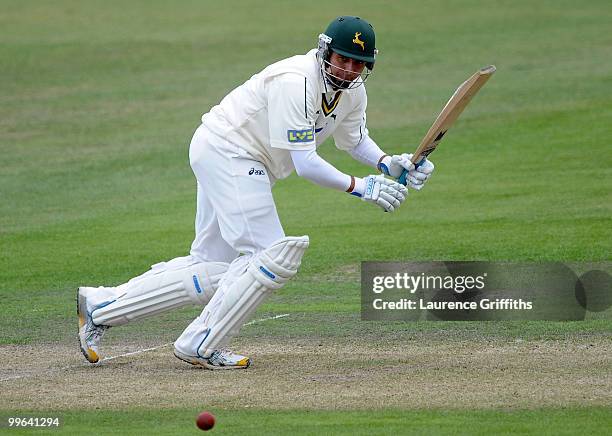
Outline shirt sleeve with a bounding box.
[332,86,369,151]
[347,134,386,168]
[290,148,352,192]
[267,73,318,151]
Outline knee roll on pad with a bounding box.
[92,257,229,326]
[194,236,309,355]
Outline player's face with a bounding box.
[327,51,366,83]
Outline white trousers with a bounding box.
[189,124,285,262]
[171,125,290,354]
[86,125,288,336]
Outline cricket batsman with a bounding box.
[78,16,435,369]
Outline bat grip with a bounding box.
[413,155,425,168]
[398,169,408,186]
[397,156,424,186]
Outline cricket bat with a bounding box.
[398,65,496,185]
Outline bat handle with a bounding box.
[398,169,408,186]
[397,156,424,186]
[413,155,425,168]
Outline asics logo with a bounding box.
[249,168,265,175]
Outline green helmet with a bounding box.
[321,16,377,68]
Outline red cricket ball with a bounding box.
[196,411,215,431]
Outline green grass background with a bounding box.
[1,0,611,434]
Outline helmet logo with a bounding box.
[352,32,365,50]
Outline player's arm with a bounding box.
[265,74,406,212]
[290,148,407,213]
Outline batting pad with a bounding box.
[91,257,229,326]
[175,236,309,357]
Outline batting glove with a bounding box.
[387,153,435,190]
[360,174,408,213]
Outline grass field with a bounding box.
[1,0,611,434]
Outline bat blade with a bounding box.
[411,65,496,164]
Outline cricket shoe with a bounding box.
[173,348,250,370]
[77,287,110,363]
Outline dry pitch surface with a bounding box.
[2,335,610,411]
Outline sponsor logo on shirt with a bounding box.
[287,127,314,143]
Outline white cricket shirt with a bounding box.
[201,49,369,180]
